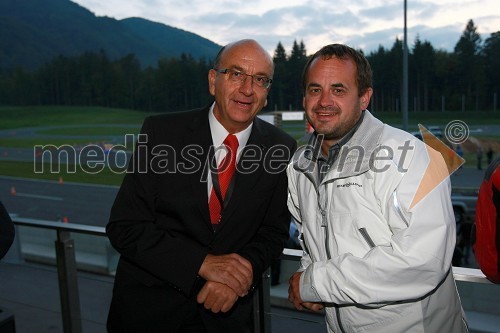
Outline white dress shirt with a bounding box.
[207,103,252,198]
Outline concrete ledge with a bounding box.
[465,311,500,333]
[21,243,111,274]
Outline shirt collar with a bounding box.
[208,102,252,150]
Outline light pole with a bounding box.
[403,0,409,131]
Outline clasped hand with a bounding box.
[288,272,324,312]
[197,253,253,313]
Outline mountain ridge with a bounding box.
[0,0,222,70]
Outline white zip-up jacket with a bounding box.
[287,111,468,333]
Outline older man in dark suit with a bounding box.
[106,39,296,333]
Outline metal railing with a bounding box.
[12,217,104,333]
[10,217,496,333]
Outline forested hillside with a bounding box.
[0,0,221,70]
[1,0,499,114]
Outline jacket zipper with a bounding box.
[320,183,346,333]
[303,171,346,333]
[392,191,409,226]
[359,227,376,248]
[320,208,332,259]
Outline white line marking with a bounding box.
[15,193,63,201]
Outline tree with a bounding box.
[412,36,436,112]
[113,54,141,109]
[287,40,308,110]
[269,42,288,110]
[453,19,483,110]
[367,45,389,113]
[482,31,500,109]
[433,49,456,110]
[389,38,404,112]
[2,22,499,113]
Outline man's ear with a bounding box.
[360,88,373,110]
[208,69,216,96]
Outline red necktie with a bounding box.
[209,134,239,224]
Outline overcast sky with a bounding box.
[71,0,500,56]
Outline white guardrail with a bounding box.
[8,218,498,333]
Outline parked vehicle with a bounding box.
[451,189,477,266]
[411,125,444,141]
[451,190,478,224]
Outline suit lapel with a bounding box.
[184,107,214,230]
[215,118,270,232]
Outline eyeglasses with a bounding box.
[214,68,273,89]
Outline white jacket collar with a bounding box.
[292,110,385,185]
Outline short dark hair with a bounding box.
[302,44,372,97]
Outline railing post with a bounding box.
[252,287,261,333]
[55,230,82,333]
[253,267,272,333]
[260,267,272,333]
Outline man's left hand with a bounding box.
[197,281,238,313]
[288,272,324,312]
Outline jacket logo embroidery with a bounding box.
[336,182,362,188]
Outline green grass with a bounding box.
[0,106,143,148]
[0,105,153,129]
[37,126,140,136]
[0,160,125,186]
[0,106,149,184]
[1,106,499,185]
[374,110,500,129]
[0,137,109,148]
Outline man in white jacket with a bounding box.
[287,44,468,332]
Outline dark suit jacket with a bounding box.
[0,201,15,259]
[106,106,296,331]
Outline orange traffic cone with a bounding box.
[10,186,16,196]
